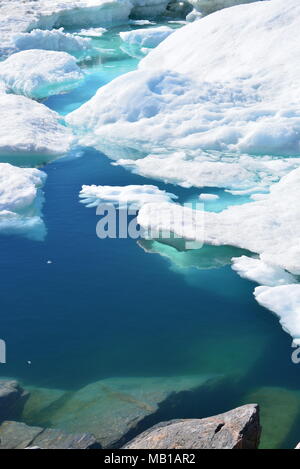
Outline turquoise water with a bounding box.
[1,22,300,449]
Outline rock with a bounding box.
[123,404,261,449]
[0,380,29,422]
[0,421,100,449]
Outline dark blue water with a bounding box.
[1,23,300,449]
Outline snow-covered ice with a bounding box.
[199,193,219,201]
[12,28,91,55]
[77,27,107,37]
[120,26,174,49]
[0,50,84,100]
[68,0,300,192]
[80,184,177,209]
[188,0,259,16]
[0,93,73,164]
[255,285,300,346]
[0,163,46,240]
[231,256,296,287]
[138,166,300,276]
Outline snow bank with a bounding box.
[0,93,73,163]
[0,50,84,100]
[138,166,300,275]
[0,163,46,240]
[67,0,300,192]
[120,26,174,49]
[80,184,177,209]
[255,285,300,346]
[12,28,91,55]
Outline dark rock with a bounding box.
[123,404,261,450]
[0,380,29,422]
[0,421,100,449]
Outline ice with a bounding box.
[0,50,84,100]
[0,1,132,56]
[188,0,259,16]
[231,256,296,287]
[0,163,46,240]
[120,26,174,49]
[67,0,300,192]
[80,184,177,209]
[12,28,91,55]
[0,93,73,164]
[77,27,107,37]
[199,193,219,201]
[255,285,300,346]
[138,166,300,275]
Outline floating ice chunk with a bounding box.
[0,93,73,164]
[232,256,296,287]
[138,166,300,275]
[0,50,84,99]
[255,285,300,346]
[186,9,203,22]
[0,0,133,56]
[77,27,107,37]
[0,163,46,240]
[199,193,219,201]
[12,28,91,54]
[68,0,300,189]
[79,184,177,209]
[120,26,174,49]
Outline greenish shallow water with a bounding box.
[0,21,300,449]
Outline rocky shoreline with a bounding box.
[0,380,262,450]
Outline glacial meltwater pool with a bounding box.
[1,21,300,449]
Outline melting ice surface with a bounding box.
[1,9,300,449]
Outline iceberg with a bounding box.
[12,28,91,55]
[0,50,84,100]
[0,163,46,240]
[138,167,300,275]
[188,0,259,16]
[67,0,300,192]
[120,26,174,52]
[80,184,177,209]
[0,93,73,164]
[255,285,300,346]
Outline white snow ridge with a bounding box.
[0,164,47,240]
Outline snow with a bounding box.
[138,166,300,276]
[0,93,73,164]
[12,28,91,54]
[231,256,296,287]
[77,27,107,37]
[0,163,46,240]
[80,184,177,209]
[67,0,300,192]
[120,26,174,49]
[0,50,84,100]
[255,285,300,346]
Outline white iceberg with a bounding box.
[120,26,174,49]
[0,93,73,164]
[67,0,300,192]
[138,166,300,276]
[199,193,219,201]
[0,163,46,240]
[231,256,296,288]
[80,184,177,209]
[255,285,300,346]
[12,28,91,55]
[77,27,107,37]
[0,50,84,99]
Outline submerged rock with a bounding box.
[0,381,29,422]
[23,374,213,448]
[124,404,261,449]
[0,421,99,449]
